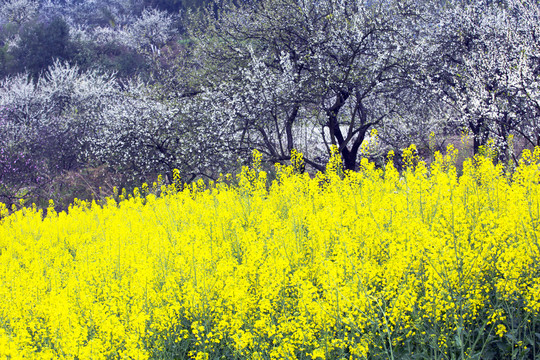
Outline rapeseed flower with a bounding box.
[0,147,539,359]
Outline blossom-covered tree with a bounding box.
[189,0,435,170]
[0,61,119,201]
[0,0,38,25]
[0,58,236,202]
[421,0,540,157]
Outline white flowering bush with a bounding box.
[0,61,120,202]
[0,59,236,204]
[0,0,38,25]
[91,77,237,183]
[127,8,178,51]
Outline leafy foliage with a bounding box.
[10,17,73,78]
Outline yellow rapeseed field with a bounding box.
[0,145,539,359]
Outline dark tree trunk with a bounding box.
[326,91,350,147]
[285,105,299,153]
[469,118,487,155]
[345,125,370,171]
[473,134,481,155]
[326,93,374,171]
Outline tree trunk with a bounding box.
[285,105,299,153]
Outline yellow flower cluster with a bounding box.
[0,145,539,359]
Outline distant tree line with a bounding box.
[0,0,213,78]
[0,0,539,207]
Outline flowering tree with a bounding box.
[0,0,38,25]
[189,0,434,170]
[0,61,119,202]
[506,0,540,149]
[0,105,47,204]
[90,78,235,183]
[421,0,540,157]
[0,58,236,204]
[128,8,178,51]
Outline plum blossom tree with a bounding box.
[189,0,434,170]
[64,6,179,76]
[421,0,540,157]
[0,61,119,201]
[127,8,178,51]
[0,58,236,202]
[0,0,38,25]
[92,82,236,182]
[506,0,540,149]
